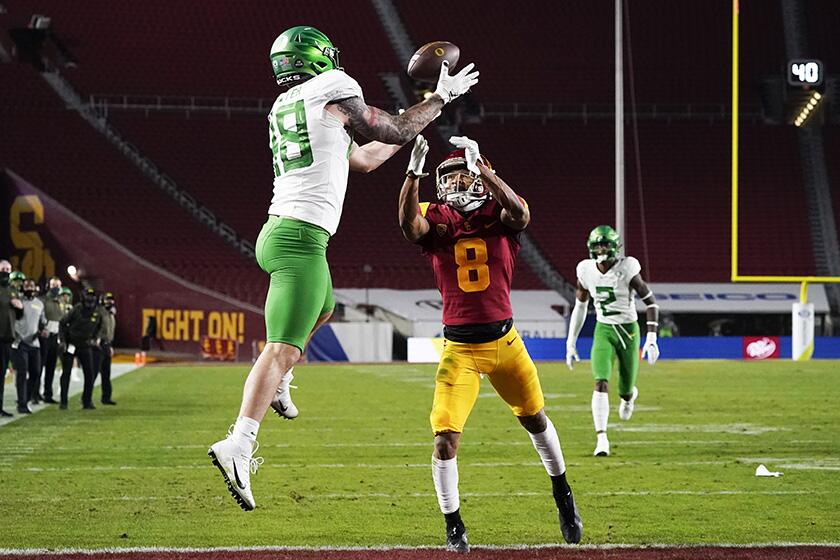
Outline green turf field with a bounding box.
[1,360,838,550]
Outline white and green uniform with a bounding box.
[576,256,641,395]
[257,69,363,350]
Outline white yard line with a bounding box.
[3,459,792,473]
[5,489,830,505]
[1,364,140,427]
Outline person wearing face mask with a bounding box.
[0,260,24,417]
[93,291,117,406]
[12,278,47,414]
[37,276,64,404]
[58,288,102,410]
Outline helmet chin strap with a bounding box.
[595,254,611,263]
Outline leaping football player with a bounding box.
[565,226,660,457]
[399,135,583,552]
[208,26,479,511]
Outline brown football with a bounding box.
[406,41,460,83]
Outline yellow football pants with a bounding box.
[430,326,545,434]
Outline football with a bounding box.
[406,41,460,83]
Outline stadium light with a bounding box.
[67,264,81,281]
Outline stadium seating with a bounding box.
[395,0,785,105]
[0,63,268,305]
[3,0,397,103]
[0,1,819,294]
[461,120,815,281]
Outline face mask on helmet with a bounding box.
[436,152,491,212]
[587,225,621,263]
[590,242,615,263]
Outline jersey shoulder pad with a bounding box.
[624,256,642,278]
[314,69,364,103]
[575,260,590,285]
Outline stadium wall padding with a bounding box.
[409,336,840,362]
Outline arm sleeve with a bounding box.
[567,298,587,345]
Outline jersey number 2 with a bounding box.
[455,238,490,293]
[270,100,314,176]
[596,286,620,316]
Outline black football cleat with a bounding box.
[445,522,469,553]
[557,488,583,544]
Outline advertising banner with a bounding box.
[742,336,781,360]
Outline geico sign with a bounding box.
[654,292,796,301]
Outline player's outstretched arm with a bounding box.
[348,141,403,174]
[477,161,530,230]
[566,282,589,370]
[329,60,479,145]
[630,274,660,365]
[398,136,431,243]
[329,96,443,145]
[449,135,529,230]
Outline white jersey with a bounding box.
[576,256,642,325]
[267,69,364,235]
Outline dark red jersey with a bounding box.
[417,199,521,326]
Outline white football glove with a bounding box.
[407,134,429,177]
[434,60,479,104]
[565,341,580,371]
[642,332,660,365]
[448,135,481,175]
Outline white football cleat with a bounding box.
[208,431,263,511]
[270,372,299,419]
[618,386,639,421]
[593,433,610,457]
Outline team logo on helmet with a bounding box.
[435,150,492,212]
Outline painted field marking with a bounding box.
[9,458,810,474]
[7,489,830,505]
[1,542,839,557]
[0,364,139,428]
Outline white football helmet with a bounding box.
[435,149,492,212]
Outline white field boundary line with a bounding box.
[6,489,830,504]
[7,459,755,473]
[1,364,140,428]
[1,542,839,556]
[37,438,763,452]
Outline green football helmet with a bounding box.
[9,270,26,283]
[587,225,621,263]
[270,26,341,87]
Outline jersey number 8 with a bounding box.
[270,100,314,176]
[454,238,490,293]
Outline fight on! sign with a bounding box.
[742,336,780,360]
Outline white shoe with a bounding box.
[270,372,299,419]
[593,434,610,457]
[208,430,263,511]
[618,386,639,421]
